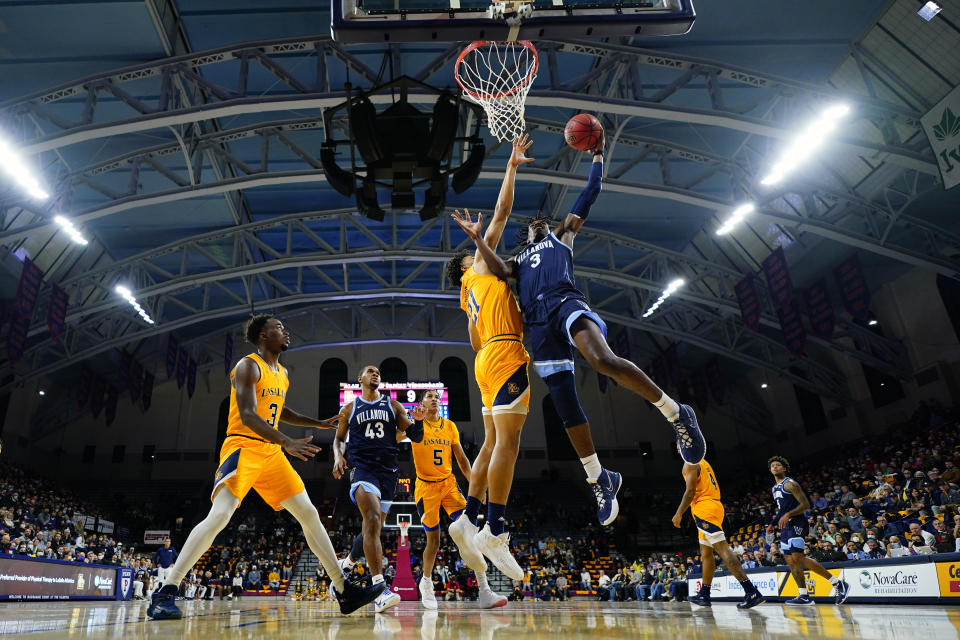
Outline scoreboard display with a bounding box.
[339,381,449,419]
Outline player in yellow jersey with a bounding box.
[444,136,534,582]
[406,389,507,610]
[671,451,764,609]
[148,315,384,620]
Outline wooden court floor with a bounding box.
[0,598,957,639]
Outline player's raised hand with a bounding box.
[451,209,483,240]
[409,404,427,421]
[284,436,320,461]
[508,134,535,167]
[587,129,604,156]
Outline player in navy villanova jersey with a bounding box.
[452,137,705,527]
[334,364,425,613]
[767,456,848,605]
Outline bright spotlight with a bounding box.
[115,285,154,324]
[0,135,49,200]
[642,278,686,318]
[716,203,755,235]
[760,104,850,186]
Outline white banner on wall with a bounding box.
[687,571,779,599]
[922,83,960,190]
[842,562,939,598]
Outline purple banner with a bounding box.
[166,335,179,379]
[833,253,871,322]
[665,344,681,391]
[735,275,761,332]
[5,313,29,365]
[129,360,143,403]
[176,347,188,389]
[805,278,835,339]
[16,257,43,319]
[224,333,234,376]
[691,369,710,413]
[76,366,92,411]
[777,298,807,357]
[598,372,608,394]
[105,387,118,426]
[187,358,197,398]
[47,285,68,342]
[90,378,105,418]
[762,246,794,309]
[706,359,725,405]
[118,350,132,392]
[142,371,154,411]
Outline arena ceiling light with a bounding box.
[115,285,154,325]
[760,104,850,186]
[53,215,88,245]
[0,135,49,200]
[642,278,685,318]
[716,203,755,235]
[918,2,942,21]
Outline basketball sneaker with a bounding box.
[687,590,711,608]
[475,524,523,581]
[785,594,814,606]
[672,404,706,464]
[834,579,850,605]
[374,588,401,613]
[338,555,355,572]
[449,515,487,572]
[478,586,508,609]
[332,578,386,615]
[419,577,438,610]
[146,584,183,620]
[737,590,765,609]
[591,468,622,526]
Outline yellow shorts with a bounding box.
[212,435,305,510]
[415,475,467,530]
[475,337,530,416]
[691,500,726,547]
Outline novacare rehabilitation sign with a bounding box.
[922,83,960,189]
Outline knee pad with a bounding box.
[544,371,588,428]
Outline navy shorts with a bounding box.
[528,297,607,378]
[349,464,398,513]
[780,518,809,553]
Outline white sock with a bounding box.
[165,488,239,586]
[829,576,839,585]
[281,491,347,592]
[654,392,680,422]
[476,571,489,591]
[342,557,355,569]
[798,588,807,596]
[372,574,384,585]
[581,454,602,483]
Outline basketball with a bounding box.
[564,113,603,152]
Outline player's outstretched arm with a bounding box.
[279,406,338,429]
[453,442,472,485]
[393,399,426,431]
[452,208,517,281]
[235,358,319,461]
[555,149,603,245]
[479,135,534,255]
[671,463,699,528]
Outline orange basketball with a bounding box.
[564,113,603,152]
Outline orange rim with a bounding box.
[454,40,539,100]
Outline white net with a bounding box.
[455,40,538,142]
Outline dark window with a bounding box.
[794,385,829,434]
[915,366,940,387]
[829,407,847,420]
[142,445,156,463]
[216,397,230,452]
[319,358,349,419]
[379,357,407,382]
[638,441,653,458]
[439,357,470,421]
[82,445,96,464]
[112,445,125,464]
[937,274,960,342]
[861,364,905,408]
[542,395,576,461]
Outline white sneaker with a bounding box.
[478,586,507,609]
[474,524,523,581]
[449,516,487,572]
[338,556,354,573]
[419,577,438,610]
[374,588,401,613]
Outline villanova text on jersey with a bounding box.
[515,232,582,311]
[347,395,399,472]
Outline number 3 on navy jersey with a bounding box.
[365,422,385,439]
[467,289,480,325]
[529,253,541,268]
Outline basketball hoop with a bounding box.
[399,522,411,546]
[455,40,538,142]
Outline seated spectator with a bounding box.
[876,515,897,539]
[909,535,934,556]
[231,572,244,599]
[846,507,864,533]
[942,461,960,485]
[886,536,908,558]
[555,573,568,601]
[864,539,885,560]
[580,567,591,591]
[909,522,936,547]
[932,518,955,553]
[811,492,828,510]
[268,567,281,592]
[596,572,611,601]
[444,577,460,601]
[247,565,262,591]
[509,583,524,601]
